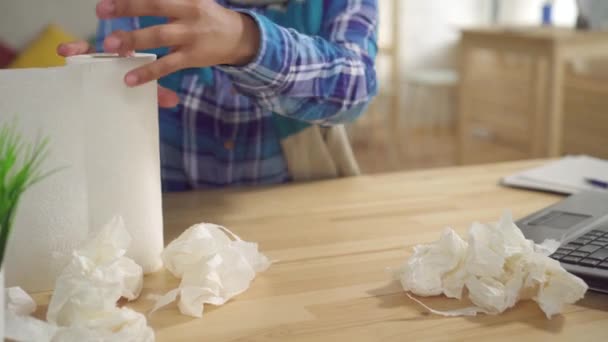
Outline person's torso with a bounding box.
[156,0,320,191]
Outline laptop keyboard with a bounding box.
[550,229,608,269]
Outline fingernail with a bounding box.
[125,73,139,86]
[99,0,115,14]
[105,36,121,50]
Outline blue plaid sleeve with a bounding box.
[95,18,136,52]
[219,0,378,125]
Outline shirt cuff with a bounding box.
[217,10,290,96]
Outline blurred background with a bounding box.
[1,0,608,174]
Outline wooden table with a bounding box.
[34,160,608,341]
[458,27,608,165]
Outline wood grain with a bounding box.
[33,160,608,341]
[458,27,608,164]
[562,68,608,159]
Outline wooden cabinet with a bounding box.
[458,27,608,165]
[562,68,608,159]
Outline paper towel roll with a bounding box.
[0,54,164,292]
[0,67,90,292]
[67,53,164,274]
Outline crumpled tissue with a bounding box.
[6,301,153,342]
[393,211,588,319]
[46,216,143,326]
[5,217,154,342]
[151,223,271,318]
[5,291,59,342]
[6,287,37,316]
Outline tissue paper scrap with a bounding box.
[152,223,271,318]
[393,211,588,319]
[51,308,154,342]
[47,216,143,325]
[5,217,154,342]
[4,288,58,341]
[6,302,153,342]
[6,287,37,316]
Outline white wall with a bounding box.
[377,0,578,76]
[399,0,489,71]
[498,0,577,26]
[0,0,99,49]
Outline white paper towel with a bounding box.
[67,54,164,274]
[0,53,164,292]
[0,67,90,292]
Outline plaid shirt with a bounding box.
[96,0,378,191]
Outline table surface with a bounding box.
[462,26,608,44]
[33,160,608,341]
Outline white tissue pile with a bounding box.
[5,220,270,341]
[151,223,271,318]
[393,212,589,319]
[5,217,154,342]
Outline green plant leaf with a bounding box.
[0,119,55,266]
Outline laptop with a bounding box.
[517,190,608,293]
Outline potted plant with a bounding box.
[0,120,54,338]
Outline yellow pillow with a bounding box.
[9,24,79,69]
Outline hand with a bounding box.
[96,0,261,87]
[57,41,180,108]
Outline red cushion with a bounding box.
[0,41,17,68]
